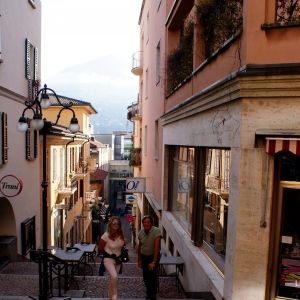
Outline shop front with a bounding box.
[266,138,300,299]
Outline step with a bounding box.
[0,295,204,300]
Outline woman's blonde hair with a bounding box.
[107,216,125,241]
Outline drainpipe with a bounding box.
[261,153,269,228]
[82,138,90,158]
[65,137,75,181]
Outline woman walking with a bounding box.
[98,216,127,300]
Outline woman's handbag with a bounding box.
[120,245,130,263]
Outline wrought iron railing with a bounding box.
[206,175,229,191]
[59,176,77,192]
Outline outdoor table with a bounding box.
[159,256,184,292]
[73,243,96,276]
[74,243,96,264]
[54,248,84,289]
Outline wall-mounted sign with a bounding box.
[126,195,137,204]
[126,177,146,193]
[0,175,23,197]
[76,215,87,220]
[55,204,70,210]
[178,178,190,193]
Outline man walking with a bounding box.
[138,215,162,300]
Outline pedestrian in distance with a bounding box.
[138,215,162,300]
[98,216,127,300]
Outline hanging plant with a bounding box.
[277,0,300,22]
[166,16,194,94]
[195,0,243,58]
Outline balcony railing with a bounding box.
[75,162,88,176]
[131,51,143,76]
[85,190,97,204]
[206,175,229,192]
[129,148,141,167]
[58,176,77,195]
[86,158,96,172]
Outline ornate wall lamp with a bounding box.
[16,84,80,300]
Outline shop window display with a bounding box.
[170,146,230,273]
[276,152,300,299]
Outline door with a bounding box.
[274,182,300,299]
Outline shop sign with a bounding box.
[178,178,190,193]
[126,195,137,204]
[55,204,70,210]
[126,177,146,193]
[76,215,87,220]
[0,175,23,197]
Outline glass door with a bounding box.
[277,183,300,299]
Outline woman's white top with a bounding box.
[101,232,124,256]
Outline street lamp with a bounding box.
[17,84,80,300]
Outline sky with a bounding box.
[41,0,142,80]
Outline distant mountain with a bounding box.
[42,55,138,133]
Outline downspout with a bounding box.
[261,153,269,228]
[82,138,90,158]
[65,137,75,181]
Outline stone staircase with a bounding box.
[0,245,202,299]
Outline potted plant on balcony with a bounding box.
[129,147,142,166]
[69,171,75,179]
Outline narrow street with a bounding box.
[0,200,191,299]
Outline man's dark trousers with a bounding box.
[141,254,159,300]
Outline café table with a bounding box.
[74,243,96,276]
[54,247,84,289]
[74,243,96,264]
[159,256,184,292]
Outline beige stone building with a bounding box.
[41,95,97,248]
[0,0,42,261]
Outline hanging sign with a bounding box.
[55,204,70,210]
[178,178,190,193]
[126,195,137,204]
[0,175,23,197]
[126,177,146,193]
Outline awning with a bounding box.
[266,138,300,155]
[255,130,300,156]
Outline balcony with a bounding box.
[131,51,143,76]
[129,148,141,167]
[57,176,78,200]
[127,101,142,121]
[75,162,88,178]
[86,158,96,172]
[206,175,229,199]
[85,190,97,204]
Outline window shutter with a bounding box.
[26,118,31,160]
[34,47,38,80]
[0,112,8,165]
[25,39,31,79]
[26,119,37,160]
[34,128,38,158]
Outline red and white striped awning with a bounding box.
[266,138,300,155]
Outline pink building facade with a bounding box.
[130,1,300,299]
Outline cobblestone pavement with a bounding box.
[0,208,188,299]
